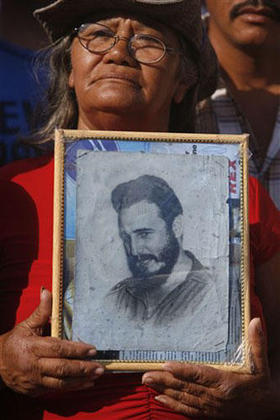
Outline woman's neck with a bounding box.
[77,110,170,132]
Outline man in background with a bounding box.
[197,0,280,207]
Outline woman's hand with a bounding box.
[0,289,104,396]
[142,318,279,419]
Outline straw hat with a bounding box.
[34,0,217,100]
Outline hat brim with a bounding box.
[34,0,201,48]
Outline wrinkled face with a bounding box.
[119,200,180,278]
[206,0,280,47]
[69,12,188,129]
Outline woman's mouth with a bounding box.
[94,74,140,88]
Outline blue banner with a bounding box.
[0,39,45,165]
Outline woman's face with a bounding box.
[69,13,189,131]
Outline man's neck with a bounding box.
[161,251,193,292]
[208,27,280,93]
[208,26,280,159]
[143,251,193,315]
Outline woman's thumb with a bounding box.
[22,288,52,334]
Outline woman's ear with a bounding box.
[173,57,198,104]
[69,69,74,88]
[173,80,189,104]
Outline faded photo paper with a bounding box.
[72,151,230,355]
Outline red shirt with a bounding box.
[1,154,280,419]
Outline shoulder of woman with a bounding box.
[0,153,53,184]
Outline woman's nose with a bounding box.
[103,36,136,66]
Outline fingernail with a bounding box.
[95,367,104,375]
[255,318,263,334]
[142,376,153,385]
[163,362,173,370]
[155,395,167,404]
[40,286,45,299]
[87,348,97,357]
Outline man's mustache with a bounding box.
[230,0,280,21]
[134,254,158,264]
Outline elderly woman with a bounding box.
[0,0,280,419]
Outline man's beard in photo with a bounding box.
[126,231,180,280]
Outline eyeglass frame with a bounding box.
[72,22,184,64]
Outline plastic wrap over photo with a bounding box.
[71,151,230,358]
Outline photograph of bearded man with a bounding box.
[107,174,213,325]
[72,150,230,353]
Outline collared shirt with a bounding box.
[103,251,228,352]
[195,77,280,209]
[106,251,209,324]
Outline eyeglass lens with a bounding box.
[78,23,166,63]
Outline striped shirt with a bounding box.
[196,78,280,209]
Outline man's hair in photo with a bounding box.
[111,175,183,228]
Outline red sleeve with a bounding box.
[0,154,52,181]
[0,179,38,333]
[0,155,53,332]
[249,176,280,265]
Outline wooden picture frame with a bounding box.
[52,129,250,372]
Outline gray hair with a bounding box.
[29,32,198,147]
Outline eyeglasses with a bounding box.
[74,22,182,64]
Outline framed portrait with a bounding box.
[52,129,250,372]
